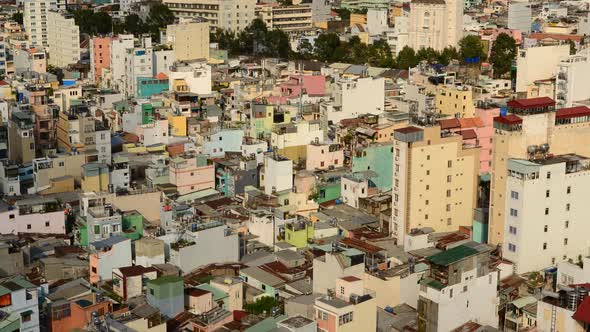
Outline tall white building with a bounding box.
[503,153,590,274]
[47,11,80,67]
[508,2,532,33]
[124,36,153,97]
[162,0,257,31]
[23,0,66,47]
[555,49,590,108]
[169,59,212,94]
[515,44,569,93]
[418,242,499,332]
[408,0,463,51]
[109,34,135,90]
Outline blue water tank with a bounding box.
[385,306,394,314]
[500,107,508,116]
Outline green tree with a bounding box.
[244,296,279,315]
[348,36,368,64]
[298,39,314,59]
[334,8,351,20]
[458,35,487,62]
[416,47,439,63]
[489,33,517,77]
[368,39,394,67]
[396,46,418,69]
[438,46,459,66]
[314,33,341,62]
[11,12,23,25]
[265,29,290,58]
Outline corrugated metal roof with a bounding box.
[427,245,479,266]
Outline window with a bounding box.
[150,288,154,295]
[447,175,452,182]
[340,286,345,294]
[543,243,547,250]
[425,214,429,220]
[446,190,451,197]
[489,274,493,284]
[509,226,517,235]
[545,208,549,215]
[446,204,451,211]
[511,191,519,199]
[426,170,430,175]
[510,208,518,217]
[261,284,266,290]
[27,224,31,230]
[448,160,452,168]
[564,238,568,245]
[427,155,430,160]
[425,200,429,205]
[566,203,570,211]
[566,220,569,228]
[450,289,453,298]
[567,186,571,194]
[92,266,97,273]
[447,218,452,225]
[463,285,468,292]
[547,172,551,179]
[9,214,14,220]
[339,312,353,325]
[544,225,548,232]
[426,185,430,190]
[320,161,324,167]
[45,221,50,227]
[508,243,516,252]
[546,190,550,198]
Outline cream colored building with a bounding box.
[47,11,80,67]
[256,4,313,34]
[391,124,480,243]
[515,44,569,93]
[166,20,210,61]
[426,84,475,118]
[163,0,257,32]
[488,99,590,246]
[408,0,463,51]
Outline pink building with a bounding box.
[91,36,111,82]
[306,142,344,171]
[185,288,213,314]
[0,201,66,235]
[267,75,327,105]
[169,153,215,195]
[438,107,499,175]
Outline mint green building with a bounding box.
[352,143,393,191]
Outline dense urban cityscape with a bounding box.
[0,0,587,330]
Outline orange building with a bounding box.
[91,36,111,83]
[49,295,114,332]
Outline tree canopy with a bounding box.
[73,10,113,35]
[489,33,517,77]
[210,19,290,58]
[458,35,487,63]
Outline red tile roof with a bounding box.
[341,276,361,282]
[573,296,590,324]
[395,126,423,134]
[458,129,478,140]
[556,106,590,119]
[340,237,384,254]
[0,80,9,86]
[459,117,484,128]
[438,118,461,130]
[507,97,555,109]
[494,114,523,125]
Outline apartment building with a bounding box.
[89,36,111,83]
[515,45,569,93]
[418,242,499,331]
[507,1,532,33]
[392,124,480,243]
[163,0,257,32]
[109,34,134,89]
[321,77,385,126]
[263,152,293,195]
[89,235,132,284]
[8,111,35,164]
[0,198,66,235]
[169,60,212,95]
[23,0,55,47]
[256,3,313,34]
[166,20,210,61]
[0,276,41,332]
[408,0,463,51]
[488,99,590,245]
[312,248,365,295]
[77,192,123,246]
[430,84,476,118]
[124,36,153,97]
[47,11,80,67]
[169,153,215,195]
[314,276,377,332]
[503,154,590,274]
[56,104,111,165]
[555,49,590,108]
